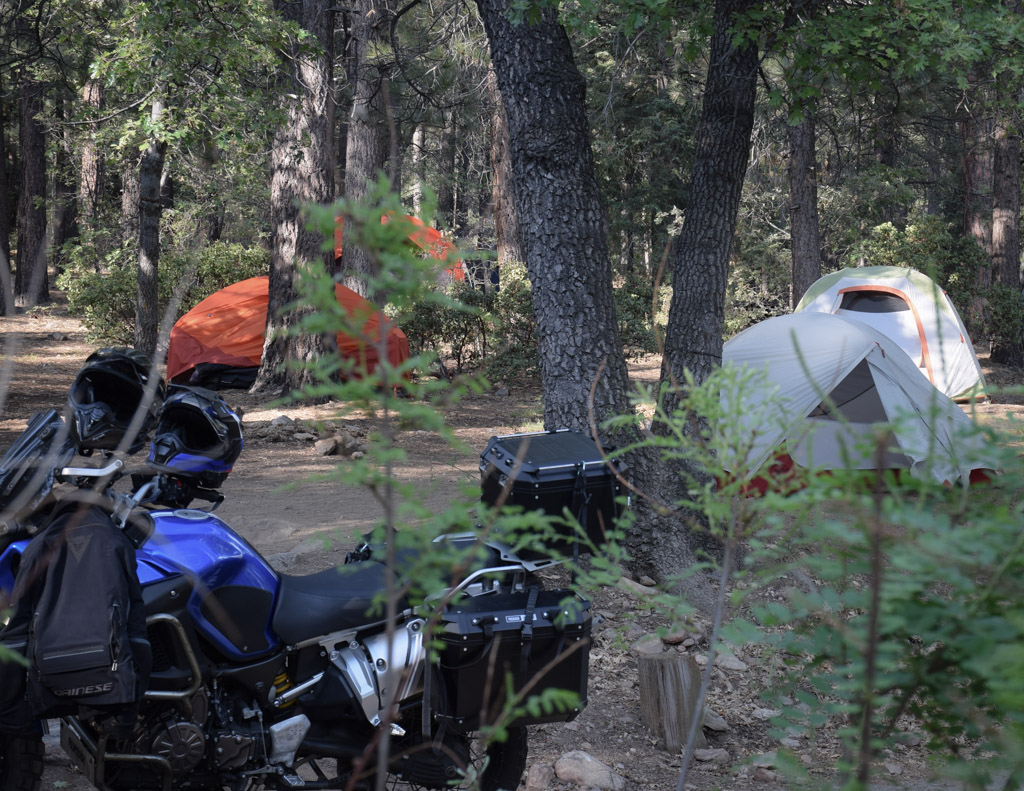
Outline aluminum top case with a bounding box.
[479,429,625,556]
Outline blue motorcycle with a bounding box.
[0,355,593,791]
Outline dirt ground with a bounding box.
[2,299,1023,791]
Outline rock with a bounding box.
[352,451,365,460]
[293,432,317,441]
[780,738,801,749]
[754,767,780,782]
[616,576,657,599]
[662,625,693,645]
[314,438,338,456]
[702,707,729,732]
[525,762,555,790]
[495,384,509,398]
[639,575,657,587]
[693,748,730,764]
[750,752,777,768]
[631,635,667,655]
[554,751,626,791]
[270,415,296,428]
[884,760,904,776]
[753,707,781,721]
[48,332,68,341]
[714,653,748,672]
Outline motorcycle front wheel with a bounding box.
[0,733,43,791]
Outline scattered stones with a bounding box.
[631,635,667,656]
[554,750,626,791]
[702,707,729,732]
[314,438,338,456]
[615,576,658,599]
[714,653,748,672]
[525,762,555,790]
[693,747,730,763]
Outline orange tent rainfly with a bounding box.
[166,276,410,388]
[334,214,464,283]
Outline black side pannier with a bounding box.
[438,588,591,729]
[479,429,625,555]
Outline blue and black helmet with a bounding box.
[148,385,243,488]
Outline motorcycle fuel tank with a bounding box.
[138,509,281,660]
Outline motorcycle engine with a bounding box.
[139,689,210,776]
[390,729,471,788]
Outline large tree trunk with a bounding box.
[135,102,166,357]
[634,0,759,594]
[959,70,993,334]
[79,79,105,248]
[788,109,821,307]
[989,73,1022,366]
[252,0,335,397]
[339,0,390,297]
[120,161,140,250]
[474,0,714,610]
[0,74,13,315]
[15,72,48,307]
[52,94,78,276]
[475,0,632,435]
[488,66,521,269]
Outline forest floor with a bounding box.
[2,297,1023,791]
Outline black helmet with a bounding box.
[67,347,164,453]
[147,386,243,488]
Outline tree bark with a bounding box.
[340,0,390,297]
[788,109,821,307]
[991,102,1020,291]
[52,94,78,276]
[79,78,104,248]
[488,66,521,269]
[474,0,632,436]
[120,161,140,250]
[253,0,336,397]
[135,102,166,358]
[634,0,759,590]
[959,69,993,333]
[0,73,12,315]
[15,72,48,307]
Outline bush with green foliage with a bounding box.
[399,280,496,378]
[613,269,663,356]
[485,260,539,381]
[843,217,989,331]
[58,241,268,345]
[986,283,1024,366]
[608,360,1024,791]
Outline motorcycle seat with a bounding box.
[271,561,408,645]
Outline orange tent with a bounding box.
[166,276,410,387]
[334,214,464,282]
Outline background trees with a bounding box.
[1,0,1022,583]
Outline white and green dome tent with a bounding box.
[721,312,994,489]
[795,266,986,402]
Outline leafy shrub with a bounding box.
[399,280,496,378]
[843,218,989,334]
[58,241,268,344]
[986,283,1024,366]
[485,260,539,381]
[614,270,662,357]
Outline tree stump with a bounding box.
[637,650,707,753]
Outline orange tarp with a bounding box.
[334,215,464,281]
[166,276,409,383]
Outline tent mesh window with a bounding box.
[839,292,910,313]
